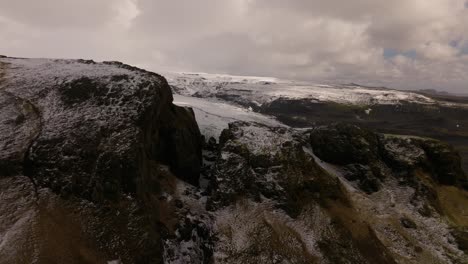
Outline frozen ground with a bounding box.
[173,94,285,139]
[167,72,468,108]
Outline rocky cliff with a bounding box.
[0,57,201,263]
[0,57,467,264]
[189,122,467,264]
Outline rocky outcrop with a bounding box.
[381,135,467,189]
[310,123,381,165]
[208,121,345,216]
[310,123,467,194]
[190,121,467,264]
[0,57,202,263]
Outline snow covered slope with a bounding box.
[166,72,458,106]
[174,94,285,139]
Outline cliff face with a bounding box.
[0,57,201,263]
[0,57,467,264]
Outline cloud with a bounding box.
[0,0,467,93]
[0,0,117,29]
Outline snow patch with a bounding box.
[173,94,285,139]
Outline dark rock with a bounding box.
[206,137,218,151]
[400,217,417,229]
[452,229,468,253]
[414,246,423,253]
[344,164,381,194]
[417,139,466,188]
[164,210,214,263]
[417,204,433,217]
[310,123,380,165]
[174,199,184,209]
[76,59,96,64]
[309,124,388,193]
[157,105,202,185]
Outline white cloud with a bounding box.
[112,0,140,30]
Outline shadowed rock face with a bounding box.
[310,123,381,166]
[0,57,201,263]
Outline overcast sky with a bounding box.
[1,0,468,92]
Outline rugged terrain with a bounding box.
[167,72,468,172]
[0,58,467,263]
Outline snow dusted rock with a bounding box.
[381,135,427,171]
[208,121,344,216]
[310,124,468,192]
[0,57,202,263]
[0,57,201,197]
[380,135,467,189]
[195,121,467,263]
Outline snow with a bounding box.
[173,94,285,139]
[1,58,150,86]
[228,123,292,155]
[260,84,435,105]
[165,71,281,88]
[165,72,455,106]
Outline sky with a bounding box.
[0,0,468,93]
